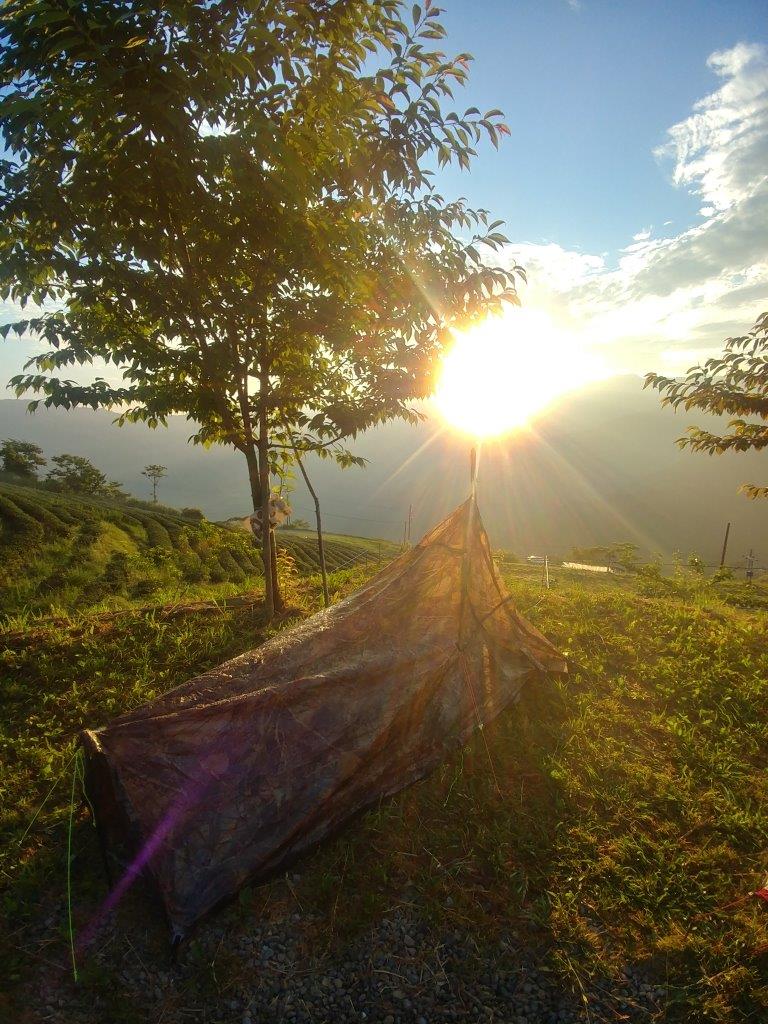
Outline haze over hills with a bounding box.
[1,375,766,565]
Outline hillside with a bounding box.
[2,557,766,1022]
[0,481,397,616]
[2,378,767,563]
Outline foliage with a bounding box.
[0,0,522,616]
[141,463,168,503]
[687,551,705,575]
[0,437,46,478]
[646,310,768,497]
[44,452,116,496]
[1,560,767,1020]
[180,507,206,523]
[0,480,394,615]
[279,517,312,531]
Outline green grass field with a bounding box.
[1,501,767,1022]
[0,481,396,617]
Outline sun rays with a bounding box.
[432,306,606,439]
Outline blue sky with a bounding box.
[435,0,766,256]
[1,0,767,387]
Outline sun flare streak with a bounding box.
[433,308,606,439]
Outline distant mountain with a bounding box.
[1,377,766,565]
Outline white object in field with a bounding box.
[526,555,545,565]
[562,561,614,573]
[249,494,292,537]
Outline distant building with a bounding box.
[562,561,614,574]
[526,555,546,565]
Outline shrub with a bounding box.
[102,552,130,591]
[181,507,206,522]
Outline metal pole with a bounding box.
[746,548,755,583]
[719,522,731,568]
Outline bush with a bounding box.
[130,579,160,599]
[141,516,172,549]
[181,507,206,522]
[102,552,130,591]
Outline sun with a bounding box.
[432,307,604,439]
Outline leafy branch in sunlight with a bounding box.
[645,310,768,498]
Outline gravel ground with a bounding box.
[28,881,666,1024]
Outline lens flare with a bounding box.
[433,307,604,438]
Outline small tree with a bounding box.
[142,464,167,504]
[46,453,114,495]
[646,311,768,497]
[687,552,705,575]
[0,438,46,478]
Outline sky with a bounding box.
[1,0,767,387]
[431,0,768,378]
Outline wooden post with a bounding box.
[719,522,731,568]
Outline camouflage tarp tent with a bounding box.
[82,500,566,941]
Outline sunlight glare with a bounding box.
[433,307,605,439]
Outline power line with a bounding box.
[291,505,401,526]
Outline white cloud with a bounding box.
[655,41,768,212]
[492,42,768,377]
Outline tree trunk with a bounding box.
[270,528,284,612]
[256,355,285,620]
[244,443,261,510]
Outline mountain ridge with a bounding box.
[1,375,766,563]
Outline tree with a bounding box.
[0,438,46,478]
[142,464,167,503]
[0,0,521,619]
[280,518,311,531]
[646,311,768,498]
[46,453,115,495]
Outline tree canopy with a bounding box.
[646,311,768,498]
[142,464,168,503]
[0,438,46,478]
[46,453,120,496]
[0,0,522,614]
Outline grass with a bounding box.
[0,481,395,616]
[1,532,767,1021]
[287,569,768,1022]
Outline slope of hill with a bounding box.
[3,554,766,1022]
[0,481,394,616]
[1,375,767,563]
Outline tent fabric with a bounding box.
[82,499,566,941]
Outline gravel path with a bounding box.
[29,885,666,1023]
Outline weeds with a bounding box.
[1,541,766,1020]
